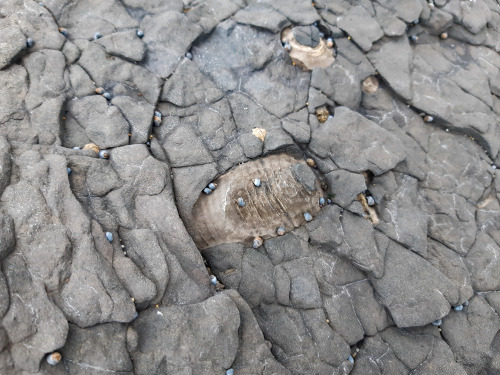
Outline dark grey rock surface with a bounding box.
[0,0,499,374]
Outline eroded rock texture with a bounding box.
[0,0,499,374]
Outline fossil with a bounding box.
[191,154,323,250]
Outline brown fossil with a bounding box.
[191,154,323,250]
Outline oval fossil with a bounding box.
[192,154,324,249]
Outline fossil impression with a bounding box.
[192,154,324,249]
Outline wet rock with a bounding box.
[338,211,385,278]
[367,35,413,101]
[279,259,322,309]
[162,125,213,167]
[121,0,183,14]
[370,239,459,327]
[373,3,407,36]
[69,96,130,149]
[141,11,203,78]
[232,3,290,33]
[293,25,320,48]
[69,64,95,97]
[370,172,428,255]
[441,295,500,374]
[465,232,500,291]
[61,323,132,374]
[337,6,384,52]
[96,30,145,62]
[325,169,367,207]
[0,136,12,196]
[186,0,242,34]
[281,109,311,143]
[112,96,154,144]
[161,59,223,107]
[421,189,476,255]
[0,213,15,262]
[239,250,276,308]
[421,7,454,34]
[132,293,240,374]
[353,335,407,375]
[0,26,26,69]
[309,106,406,175]
[375,0,423,23]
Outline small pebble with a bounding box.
[102,92,111,100]
[26,38,34,48]
[98,150,110,159]
[46,352,61,366]
[67,167,72,175]
[440,32,448,40]
[326,37,334,48]
[412,19,420,24]
[277,227,285,236]
[428,2,435,9]
[492,165,497,170]
[424,115,434,123]
[453,305,463,311]
[208,183,217,190]
[105,232,113,242]
[348,355,354,364]
[210,275,217,285]
[253,236,263,249]
[304,212,313,222]
[319,197,325,206]
[253,178,261,187]
[59,27,68,37]
[226,369,234,375]
[136,29,144,38]
[72,146,80,150]
[237,197,246,207]
[367,196,375,206]
[94,32,102,40]
[153,116,162,126]
[185,52,192,59]
[95,87,105,95]
[432,319,442,326]
[203,187,212,195]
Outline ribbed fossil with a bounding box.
[192,154,323,250]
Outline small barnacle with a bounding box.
[362,76,379,94]
[432,319,442,326]
[424,115,434,123]
[304,212,313,222]
[453,305,463,311]
[136,29,144,38]
[366,196,375,206]
[253,178,261,187]
[306,158,316,168]
[237,197,246,207]
[253,236,263,249]
[102,92,111,100]
[98,150,110,159]
[316,107,329,123]
[208,183,217,190]
[46,352,62,366]
[84,143,100,153]
[209,275,218,285]
[276,227,285,236]
[67,167,72,175]
[58,27,68,37]
[153,115,162,127]
[26,38,34,48]
[94,32,102,40]
[440,32,448,40]
[95,87,105,95]
[105,232,113,242]
[252,128,267,142]
[203,187,212,195]
[326,37,334,48]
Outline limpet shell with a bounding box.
[281,27,335,71]
[252,128,267,142]
[191,154,323,249]
[362,76,379,94]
